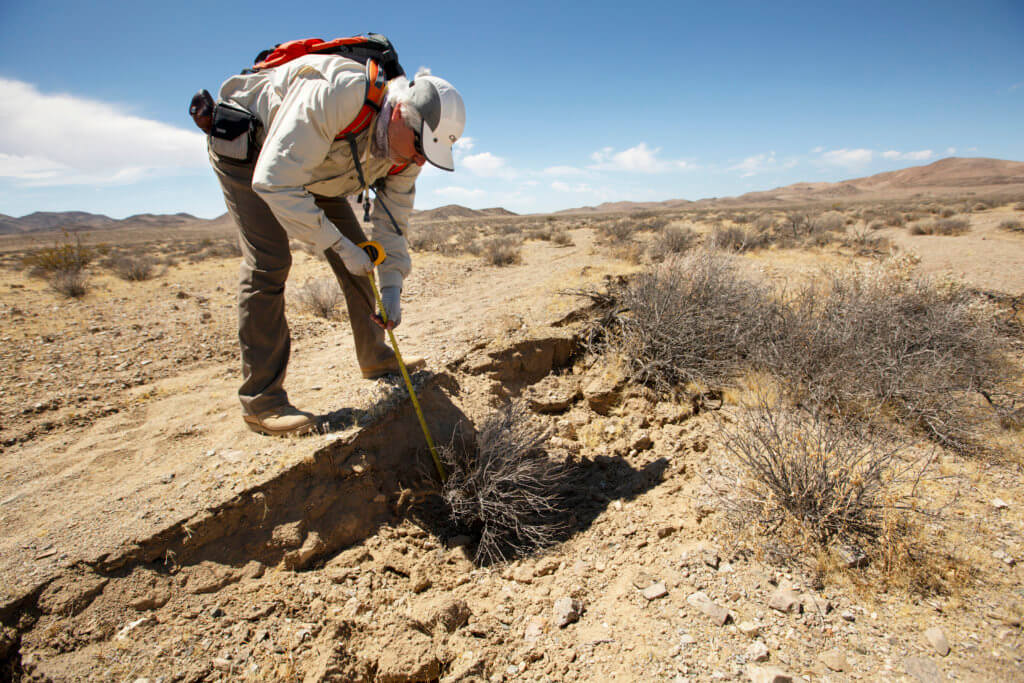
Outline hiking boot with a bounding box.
[361,355,426,380]
[243,405,317,436]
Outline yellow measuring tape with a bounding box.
[359,241,447,482]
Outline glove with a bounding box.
[379,286,402,327]
[330,235,373,277]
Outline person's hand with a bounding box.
[371,285,401,330]
[330,236,373,276]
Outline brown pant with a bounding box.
[211,152,394,415]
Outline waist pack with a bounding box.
[209,101,261,163]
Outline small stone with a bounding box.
[641,582,668,600]
[768,586,801,614]
[687,591,730,625]
[832,543,869,569]
[745,641,769,662]
[632,432,653,450]
[746,665,792,683]
[924,627,950,656]
[212,657,233,671]
[524,616,545,642]
[553,597,582,627]
[701,548,720,569]
[801,593,832,615]
[511,565,534,584]
[534,557,560,577]
[819,648,848,672]
[738,621,760,637]
[904,656,944,683]
[991,498,1009,509]
[657,525,676,539]
[840,610,856,622]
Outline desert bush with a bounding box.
[632,212,672,232]
[551,229,574,246]
[811,211,846,233]
[478,236,522,266]
[916,218,970,235]
[659,225,698,255]
[49,269,89,298]
[408,223,454,253]
[292,277,344,319]
[763,267,1014,453]
[972,201,990,211]
[581,249,774,391]
[998,218,1023,233]
[717,403,930,543]
[611,240,645,264]
[596,219,634,242]
[783,211,813,238]
[844,224,891,254]
[441,402,567,564]
[709,225,766,252]
[754,214,775,232]
[1014,202,1024,211]
[939,208,956,218]
[110,254,158,281]
[22,231,93,278]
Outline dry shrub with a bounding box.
[551,229,573,246]
[441,402,567,564]
[477,236,522,266]
[581,249,773,391]
[22,230,93,278]
[765,268,1014,453]
[292,277,344,319]
[811,211,846,233]
[658,225,698,256]
[717,404,932,544]
[754,214,775,232]
[611,240,645,264]
[596,219,633,242]
[999,218,1023,233]
[709,224,768,252]
[49,269,89,298]
[408,223,455,253]
[910,218,970,235]
[110,254,158,281]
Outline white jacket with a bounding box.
[218,54,417,289]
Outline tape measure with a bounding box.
[359,241,386,266]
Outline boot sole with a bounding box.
[243,418,318,437]
[361,358,426,379]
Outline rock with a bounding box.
[282,531,325,571]
[184,562,234,595]
[679,633,696,646]
[745,641,770,662]
[269,520,305,550]
[738,621,760,637]
[904,656,944,682]
[534,557,560,577]
[687,591,730,625]
[511,565,534,584]
[641,582,668,600]
[553,597,582,627]
[924,627,950,656]
[582,363,625,415]
[840,610,856,622]
[376,628,442,682]
[425,597,471,633]
[632,431,654,451]
[116,615,155,641]
[832,543,869,569]
[991,498,1009,509]
[238,560,265,580]
[801,593,832,615]
[212,657,233,671]
[526,375,581,413]
[701,548,721,569]
[746,665,792,683]
[524,616,546,642]
[38,572,108,616]
[632,571,655,589]
[768,586,801,614]
[410,570,432,593]
[819,648,848,671]
[656,525,676,539]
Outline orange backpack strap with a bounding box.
[388,162,410,175]
[336,60,387,139]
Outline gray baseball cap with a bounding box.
[407,75,465,171]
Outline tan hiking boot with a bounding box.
[361,355,426,380]
[243,405,317,436]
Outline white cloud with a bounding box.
[882,149,934,161]
[453,137,475,153]
[589,143,693,173]
[731,152,775,177]
[820,148,874,167]
[433,186,486,199]
[0,78,207,187]
[542,165,588,177]
[945,147,957,155]
[811,146,824,153]
[550,181,593,193]
[461,151,517,179]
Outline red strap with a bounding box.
[388,162,410,175]
[254,38,326,70]
[336,61,387,139]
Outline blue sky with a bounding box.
[0,0,1021,218]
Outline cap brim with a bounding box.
[420,121,455,171]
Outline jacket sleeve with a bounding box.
[251,68,364,251]
[370,163,420,290]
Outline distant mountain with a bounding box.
[556,157,1024,214]
[412,204,518,221]
[0,211,214,235]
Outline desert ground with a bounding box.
[1,171,1024,681]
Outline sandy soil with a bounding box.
[1,205,1023,682]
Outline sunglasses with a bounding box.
[413,130,425,157]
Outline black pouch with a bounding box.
[209,103,261,163]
